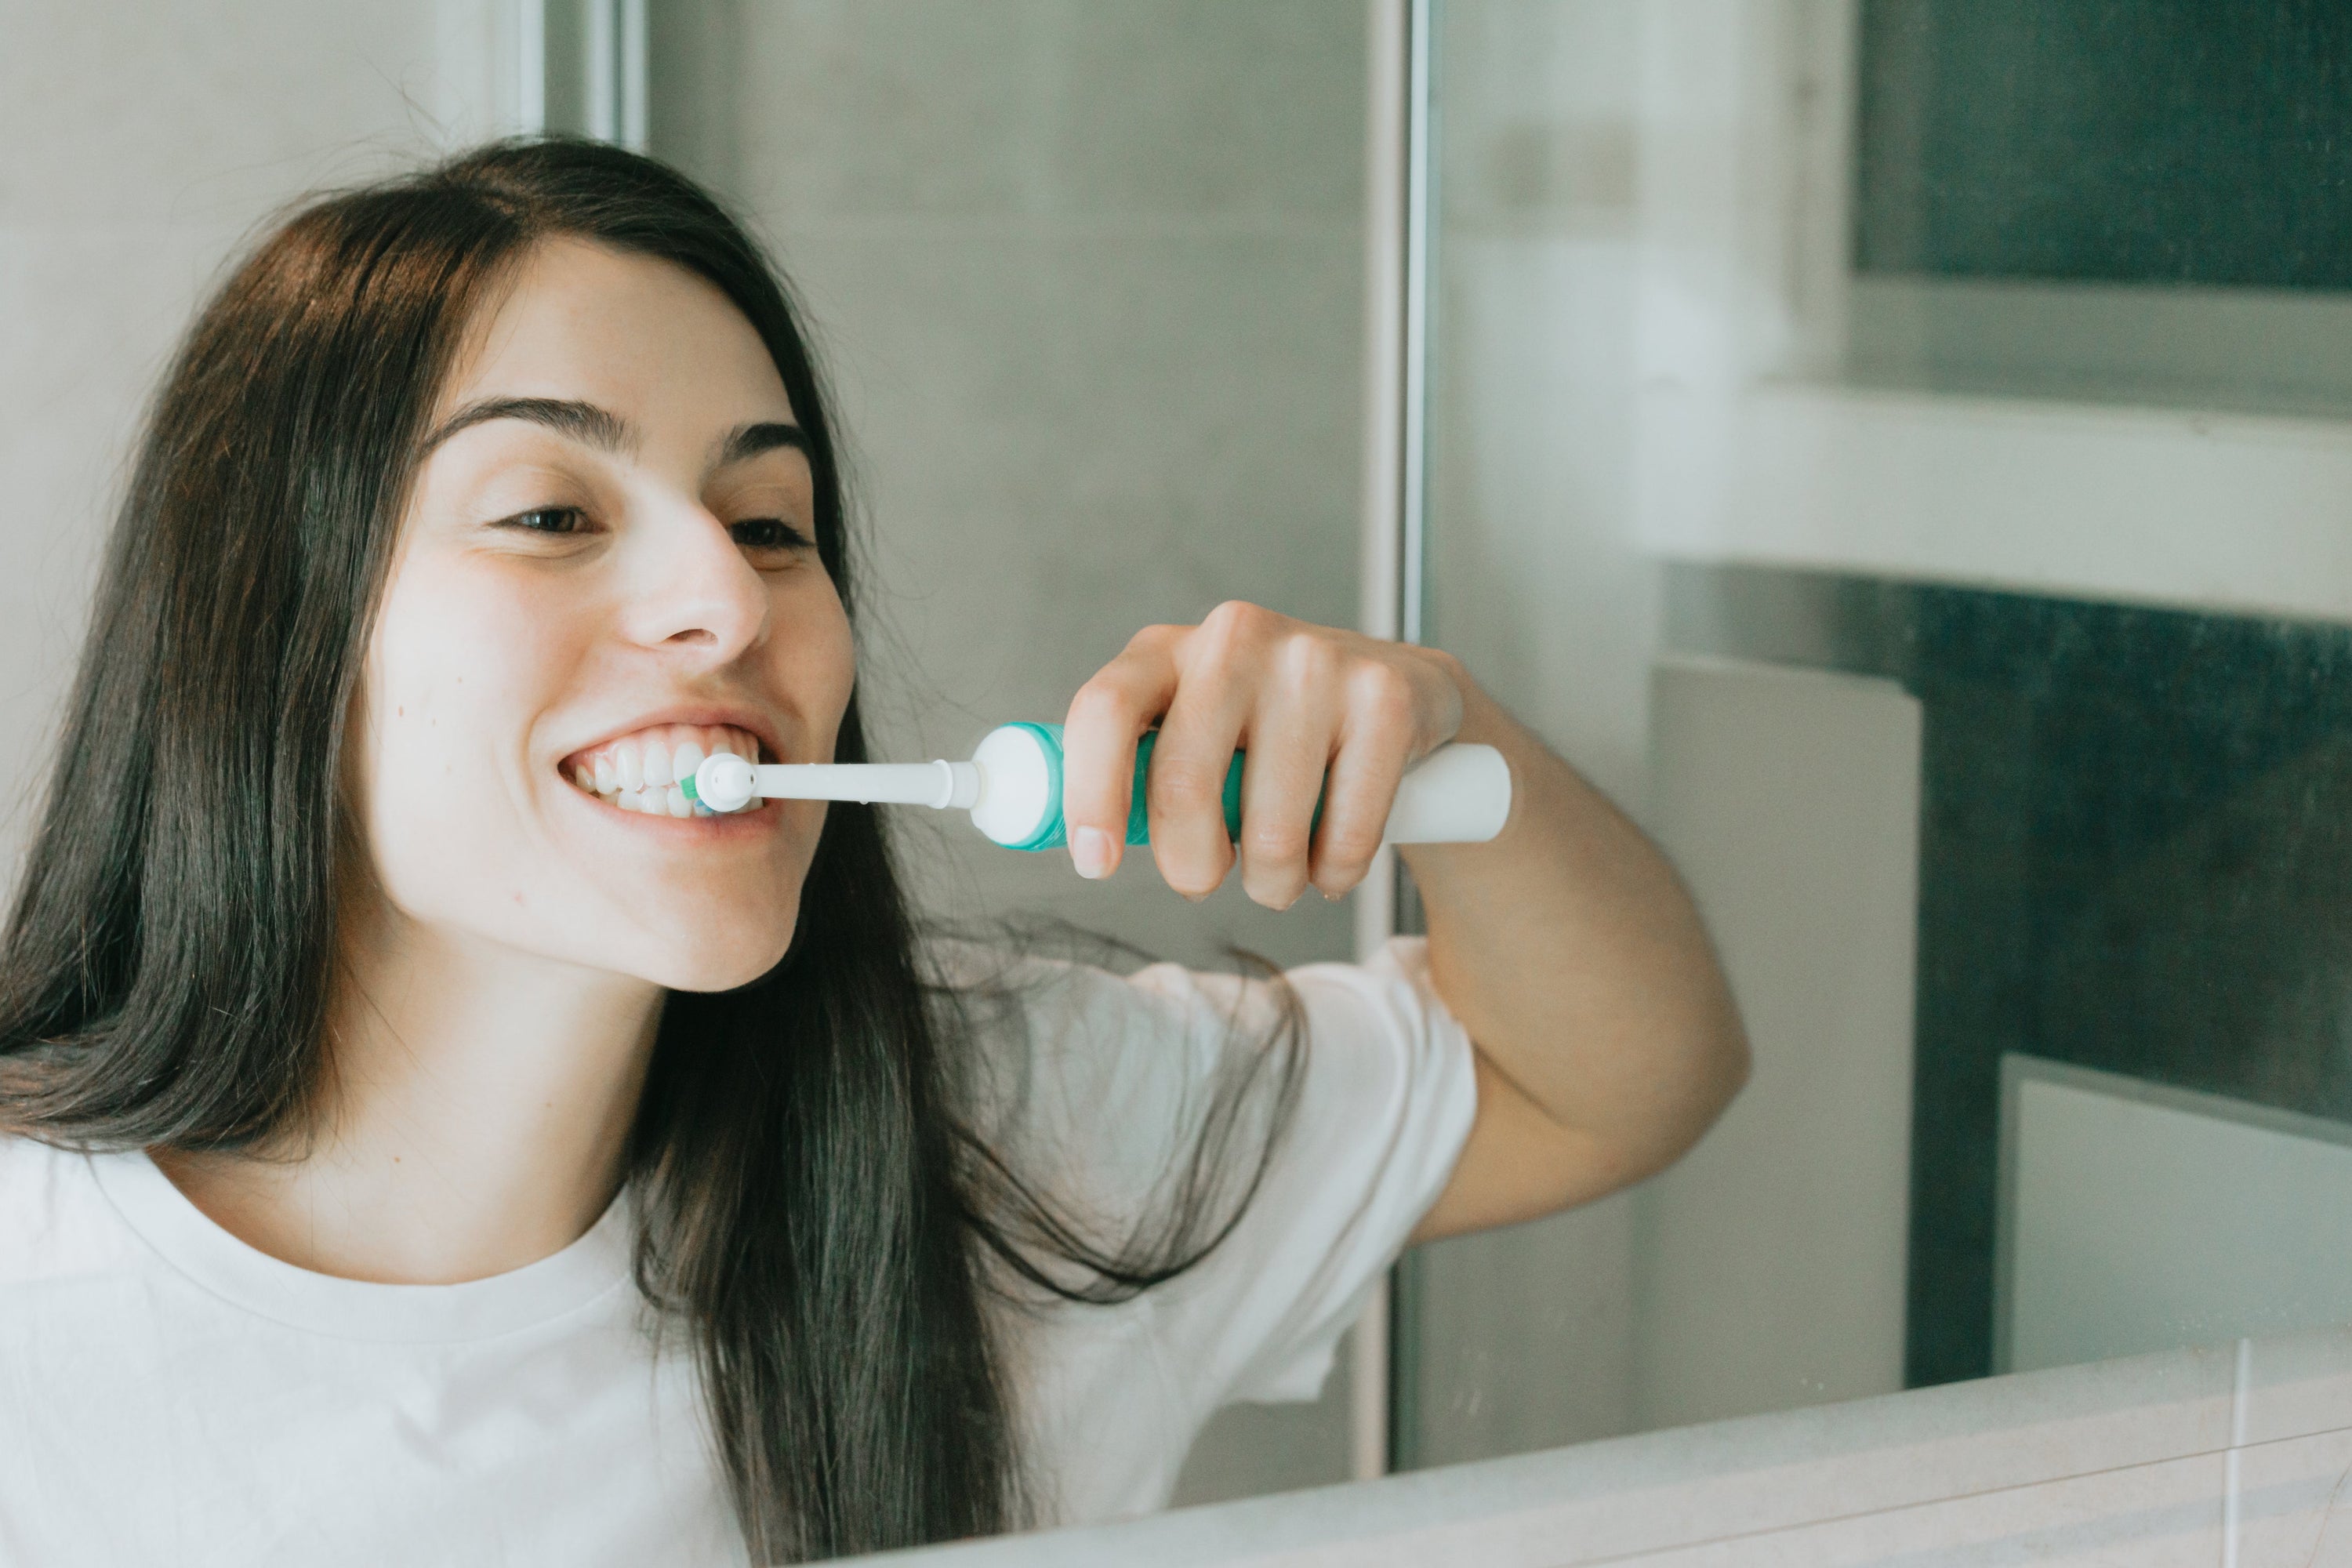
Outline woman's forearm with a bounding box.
[1402,659,1751,1185]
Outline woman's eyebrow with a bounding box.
[422,396,635,456]
[714,421,809,466]
[417,401,806,469]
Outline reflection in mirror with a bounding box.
[16,0,2352,1563]
[1406,0,2352,1521]
[1664,566,2352,1385]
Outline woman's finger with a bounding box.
[1059,626,1181,880]
[1309,661,1421,899]
[1236,637,1343,910]
[1143,603,1268,898]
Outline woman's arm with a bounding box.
[1398,665,1748,1243]
[1056,602,1749,1245]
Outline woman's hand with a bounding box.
[1058,600,1467,906]
[1067,601,1749,1247]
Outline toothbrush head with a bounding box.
[687,753,758,813]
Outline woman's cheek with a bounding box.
[356,554,579,920]
[782,578,858,750]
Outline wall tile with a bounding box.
[1170,1363,1356,1509]
[755,223,1364,973]
[730,0,1362,221]
[0,2,481,223]
[1406,2,1665,1475]
[0,4,492,890]
[1436,0,1643,241]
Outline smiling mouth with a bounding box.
[562,724,764,817]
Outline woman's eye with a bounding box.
[499,506,590,535]
[731,517,816,552]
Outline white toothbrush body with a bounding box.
[688,722,1509,851]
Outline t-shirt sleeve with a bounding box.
[978,934,1479,1410]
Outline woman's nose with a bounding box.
[619,503,770,664]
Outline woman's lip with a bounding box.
[560,779,788,833]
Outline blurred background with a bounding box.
[13,0,2352,1527]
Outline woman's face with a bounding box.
[358,238,854,991]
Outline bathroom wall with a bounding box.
[0,2,509,880]
[647,0,1375,1503]
[652,0,1367,976]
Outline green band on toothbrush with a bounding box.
[1011,723,1322,854]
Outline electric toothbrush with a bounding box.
[683,722,1511,851]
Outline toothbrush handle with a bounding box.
[1121,731,1247,846]
[1108,731,1511,848]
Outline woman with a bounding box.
[0,140,1745,1564]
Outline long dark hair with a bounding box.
[0,138,1299,1561]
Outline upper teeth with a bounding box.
[565,724,762,815]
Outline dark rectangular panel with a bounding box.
[1856,1,2352,290]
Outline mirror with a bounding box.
[14,1,2352,1561]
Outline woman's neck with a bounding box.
[154,906,666,1286]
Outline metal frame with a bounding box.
[515,0,648,151]
[1352,0,1441,1483]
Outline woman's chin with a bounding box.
[641,925,797,993]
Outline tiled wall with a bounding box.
[653,0,1368,978]
[0,2,502,883]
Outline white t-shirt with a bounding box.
[0,937,1476,1566]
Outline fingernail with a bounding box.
[1072,826,1115,880]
